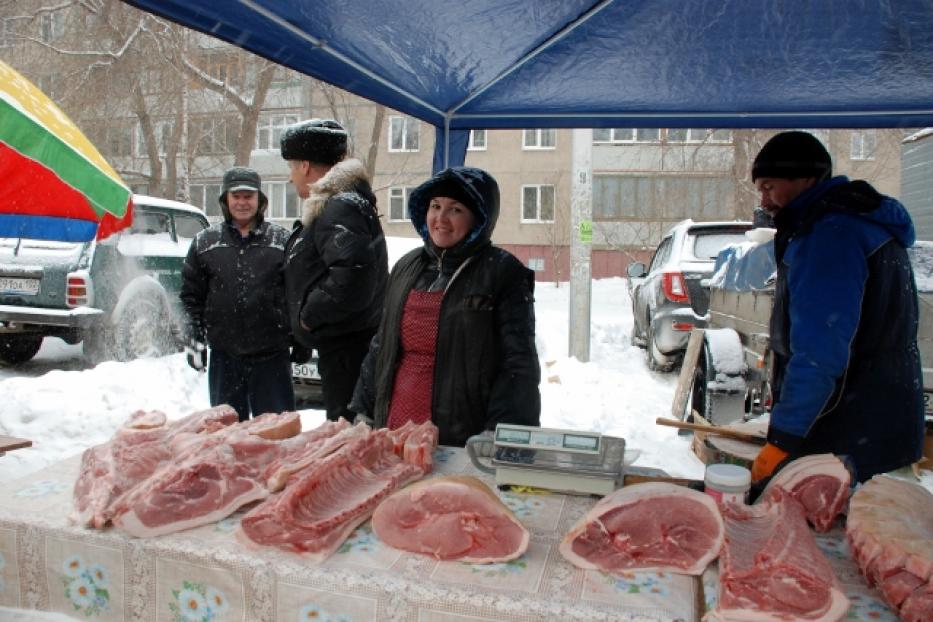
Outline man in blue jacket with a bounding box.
[750,131,924,484]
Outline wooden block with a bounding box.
[671,329,705,420]
[0,435,32,456]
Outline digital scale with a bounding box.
[465,423,626,496]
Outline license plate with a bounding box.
[292,362,320,380]
[0,276,39,295]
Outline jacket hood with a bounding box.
[787,176,916,247]
[300,158,372,226]
[408,167,500,252]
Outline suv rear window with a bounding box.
[690,230,750,260]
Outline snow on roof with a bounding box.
[903,127,933,143]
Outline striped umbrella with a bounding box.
[0,59,132,242]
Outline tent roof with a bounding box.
[123,0,933,165]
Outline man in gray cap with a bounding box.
[280,119,388,422]
[749,131,923,487]
[180,166,295,421]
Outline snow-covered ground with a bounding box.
[1,239,931,621]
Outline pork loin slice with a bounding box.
[559,482,723,576]
[708,489,849,622]
[371,475,529,563]
[758,453,851,532]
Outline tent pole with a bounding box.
[569,128,593,363]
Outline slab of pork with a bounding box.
[758,453,851,532]
[559,482,724,576]
[371,475,529,562]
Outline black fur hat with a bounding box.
[752,131,832,182]
[280,119,348,165]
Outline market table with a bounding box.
[0,447,898,622]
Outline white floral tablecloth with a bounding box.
[0,447,701,622]
[0,447,897,622]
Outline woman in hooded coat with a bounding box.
[350,167,541,447]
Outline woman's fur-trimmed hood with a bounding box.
[301,158,370,226]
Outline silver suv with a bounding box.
[628,219,752,371]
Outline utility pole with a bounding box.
[569,128,593,362]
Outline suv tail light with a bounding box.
[66,271,93,307]
[661,271,690,303]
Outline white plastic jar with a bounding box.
[704,463,751,506]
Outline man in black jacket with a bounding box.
[180,166,294,421]
[280,119,388,422]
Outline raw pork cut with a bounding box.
[707,489,849,622]
[238,428,430,561]
[559,482,723,575]
[371,475,529,562]
[758,453,851,532]
[846,475,933,622]
[70,405,238,528]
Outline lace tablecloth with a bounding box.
[0,447,897,621]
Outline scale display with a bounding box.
[495,425,601,453]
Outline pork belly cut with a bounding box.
[112,431,283,537]
[70,405,239,528]
[758,453,850,532]
[846,475,933,620]
[239,429,425,561]
[559,482,723,576]
[708,489,849,622]
[371,475,528,562]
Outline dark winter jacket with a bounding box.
[180,220,291,359]
[283,159,388,350]
[350,167,541,447]
[768,176,924,481]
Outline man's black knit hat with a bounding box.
[280,119,348,165]
[220,166,261,196]
[752,131,832,182]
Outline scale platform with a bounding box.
[466,423,626,496]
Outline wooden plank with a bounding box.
[671,328,705,420]
[655,417,765,445]
[0,435,32,456]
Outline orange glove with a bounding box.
[751,442,790,483]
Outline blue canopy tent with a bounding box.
[122,0,933,173]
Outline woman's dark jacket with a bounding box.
[351,167,541,447]
[180,220,291,359]
[283,159,388,350]
[768,175,924,481]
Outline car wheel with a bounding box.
[114,296,173,361]
[646,322,675,372]
[690,344,746,425]
[0,334,43,365]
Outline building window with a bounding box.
[388,187,414,222]
[1,18,17,48]
[256,113,299,150]
[389,116,420,152]
[263,181,300,220]
[137,120,175,157]
[107,122,134,158]
[193,116,237,155]
[523,129,556,149]
[666,129,732,143]
[850,130,876,161]
[528,258,545,272]
[592,128,662,143]
[468,129,487,151]
[521,185,555,222]
[39,10,64,43]
[190,183,224,219]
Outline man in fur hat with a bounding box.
[280,119,388,422]
[180,166,295,421]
